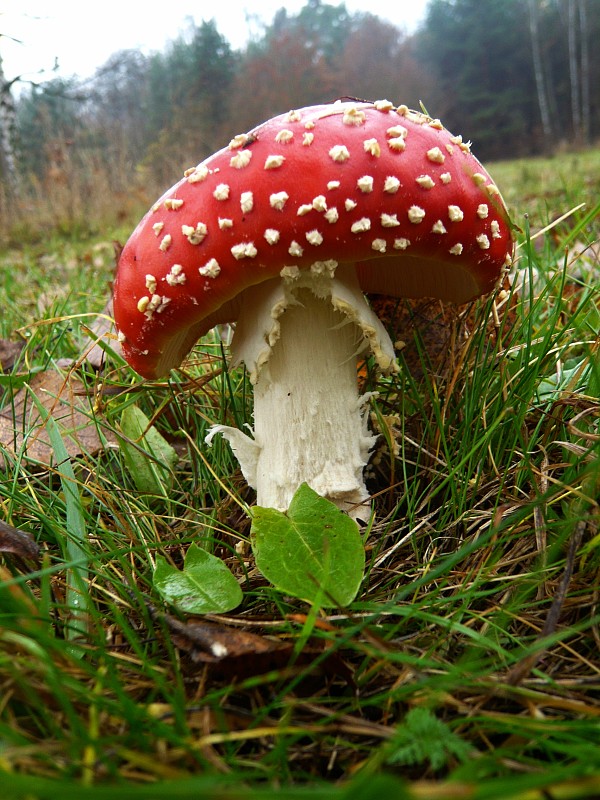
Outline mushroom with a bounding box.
[112,100,513,519]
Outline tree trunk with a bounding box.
[527,0,554,144]
[567,0,582,142]
[0,51,19,192]
[579,0,591,144]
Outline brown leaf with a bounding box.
[0,519,41,562]
[161,611,295,674]
[0,338,25,371]
[0,369,117,467]
[145,605,356,686]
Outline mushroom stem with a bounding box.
[207,266,397,519]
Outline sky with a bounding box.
[1,0,429,84]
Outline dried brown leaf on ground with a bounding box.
[0,519,41,562]
[0,338,25,372]
[0,369,116,467]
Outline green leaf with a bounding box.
[118,405,177,496]
[250,483,365,607]
[154,543,242,614]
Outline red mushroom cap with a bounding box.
[113,100,514,378]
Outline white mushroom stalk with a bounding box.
[206,263,397,519]
[112,100,514,519]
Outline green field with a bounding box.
[0,147,599,799]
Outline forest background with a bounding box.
[0,0,598,243]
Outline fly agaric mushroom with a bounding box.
[113,100,513,519]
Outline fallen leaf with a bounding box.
[142,602,355,683]
[158,610,295,674]
[0,519,41,562]
[0,369,117,467]
[0,338,25,371]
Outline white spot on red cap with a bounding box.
[240,191,254,213]
[357,176,374,193]
[302,132,315,146]
[214,184,230,201]
[264,228,280,244]
[372,238,386,252]
[159,234,172,252]
[289,241,303,257]
[345,199,357,211]
[306,230,323,246]
[327,180,340,190]
[164,198,184,210]
[386,125,408,139]
[329,144,350,163]
[230,150,252,169]
[231,242,257,259]
[264,155,285,169]
[199,259,220,278]
[449,243,463,255]
[228,133,249,150]
[440,172,452,185]
[477,234,491,250]
[374,99,394,111]
[448,205,464,222]
[343,107,366,126]
[186,165,209,183]
[270,191,289,210]
[387,137,406,152]
[218,218,233,229]
[324,207,339,224]
[275,129,294,144]
[152,222,164,236]
[427,147,445,164]
[381,213,400,227]
[182,222,208,244]
[351,218,371,234]
[166,264,186,286]
[364,138,381,157]
[416,175,435,189]
[408,206,426,224]
[394,238,410,250]
[432,220,447,234]
[477,204,489,219]
[384,176,401,193]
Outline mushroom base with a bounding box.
[206,268,397,519]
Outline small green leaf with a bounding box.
[154,543,243,614]
[118,405,177,496]
[250,483,365,607]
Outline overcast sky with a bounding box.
[2,0,429,84]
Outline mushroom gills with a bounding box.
[206,266,398,519]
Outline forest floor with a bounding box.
[0,147,599,799]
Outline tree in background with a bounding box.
[419,0,535,158]
[3,0,599,239]
[0,44,19,193]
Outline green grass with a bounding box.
[0,149,599,799]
